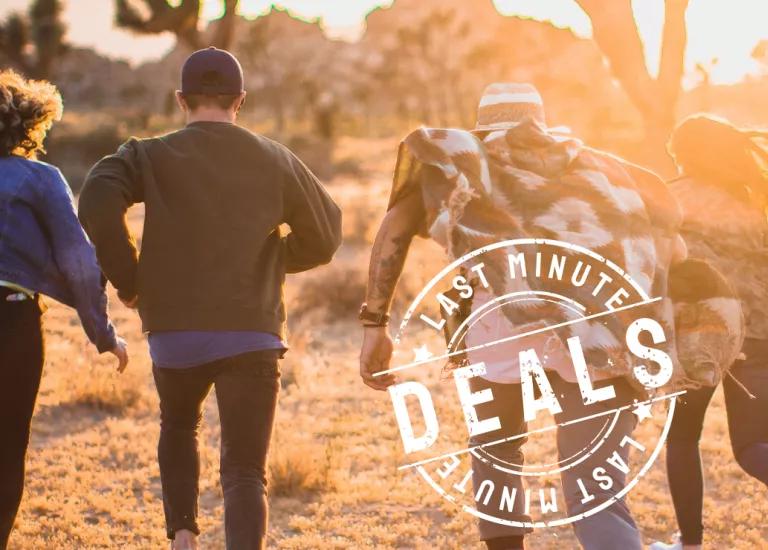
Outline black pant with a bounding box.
[152,350,281,550]
[0,290,44,550]
[666,338,768,545]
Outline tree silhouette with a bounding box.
[115,0,239,50]
[369,8,477,128]
[0,0,67,79]
[237,8,349,140]
[575,0,689,168]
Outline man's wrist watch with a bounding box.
[359,303,390,327]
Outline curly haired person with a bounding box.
[0,69,128,549]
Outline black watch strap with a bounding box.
[359,304,390,326]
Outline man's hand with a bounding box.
[109,337,129,373]
[360,326,398,391]
[120,295,138,309]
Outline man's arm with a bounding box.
[283,154,342,273]
[78,140,143,304]
[360,189,425,391]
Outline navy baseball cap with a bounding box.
[181,47,244,95]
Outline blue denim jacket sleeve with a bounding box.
[34,166,117,353]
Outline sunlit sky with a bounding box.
[2,0,767,85]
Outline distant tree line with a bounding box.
[0,0,700,171]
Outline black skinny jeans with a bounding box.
[666,338,768,545]
[0,289,44,550]
[152,349,281,550]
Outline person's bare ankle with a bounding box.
[172,529,198,550]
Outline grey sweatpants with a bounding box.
[468,373,643,550]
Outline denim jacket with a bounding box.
[0,155,116,352]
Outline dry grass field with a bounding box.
[8,137,768,549]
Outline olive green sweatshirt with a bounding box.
[79,121,342,337]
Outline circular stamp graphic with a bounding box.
[378,239,682,528]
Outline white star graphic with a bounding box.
[413,344,433,363]
[632,402,653,422]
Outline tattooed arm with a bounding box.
[360,190,426,391]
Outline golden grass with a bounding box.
[268,437,339,498]
[9,136,768,549]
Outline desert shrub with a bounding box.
[55,360,147,414]
[341,200,381,246]
[286,134,334,180]
[288,253,424,327]
[333,155,364,176]
[42,122,127,191]
[65,371,145,413]
[278,326,310,390]
[44,329,149,414]
[39,297,151,415]
[289,263,367,324]
[268,438,337,497]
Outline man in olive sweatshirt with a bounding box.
[79,48,342,550]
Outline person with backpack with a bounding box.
[651,115,768,550]
[79,47,342,550]
[359,83,687,550]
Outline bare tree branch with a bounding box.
[574,0,655,118]
[575,0,691,166]
[657,0,690,110]
[211,0,238,49]
[115,0,202,50]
